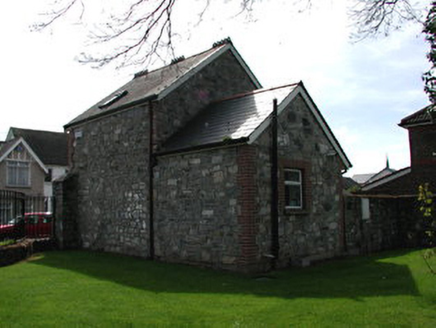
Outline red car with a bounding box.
[24,212,54,238]
[0,217,23,239]
[0,212,53,240]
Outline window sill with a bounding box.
[284,208,309,216]
[6,185,31,189]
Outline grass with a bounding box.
[0,239,15,247]
[0,249,435,327]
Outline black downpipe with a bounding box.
[271,99,280,266]
[148,101,155,260]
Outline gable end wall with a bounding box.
[154,50,258,148]
[254,94,344,266]
[67,105,151,257]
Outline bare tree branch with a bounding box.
[31,0,84,31]
[31,0,427,68]
[350,0,424,40]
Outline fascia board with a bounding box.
[298,86,352,169]
[227,46,262,89]
[399,121,434,129]
[0,137,49,174]
[247,84,352,169]
[157,44,262,101]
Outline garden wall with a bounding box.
[344,195,426,254]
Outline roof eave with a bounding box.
[398,121,434,129]
[156,137,249,157]
[65,94,158,129]
[361,167,412,191]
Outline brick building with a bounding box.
[344,104,436,253]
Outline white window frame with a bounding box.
[6,160,31,187]
[284,168,303,210]
[361,198,370,220]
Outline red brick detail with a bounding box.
[236,145,258,265]
[278,159,312,215]
[409,125,436,168]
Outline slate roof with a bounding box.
[160,84,299,153]
[361,167,412,193]
[352,173,376,185]
[343,177,359,190]
[366,167,396,184]
[5,128,68,166]
[399,103,436,127]
[353,166,396,186]
[66,40,261,128]
[0,139,16,160]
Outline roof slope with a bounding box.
[343,177,359,190]
[366,166,396,184]
[66,40,261,128]
[160,82,352,170]
[7,128,68,166]
[400,103,436,127]
[161,84,299,153]
[352,173,376,185]
[360,167,412,194]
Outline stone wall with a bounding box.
[254,94,344,267]
[154,147,242,269]
[68,105,151,257]
[63,48,259,263]
[344,196,426,253]
[53,174,80,249]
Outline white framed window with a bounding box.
[7,160,30,187]
[361,198,370,220]
[284,169,303,209]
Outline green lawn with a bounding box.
[0,249,435,327]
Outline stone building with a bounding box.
[61,39,352,272]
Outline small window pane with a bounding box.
[284,169,303,209]
[285,185,302,208]
[7,161,30,187]
[285,170,301,183]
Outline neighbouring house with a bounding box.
[0,127,68,201]
[362,105,436,195]
[344,104,436,253]
[59,39,352,272]
[352,158,396,186]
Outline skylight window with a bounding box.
[98,90,128,109]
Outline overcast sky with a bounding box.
[0,1,430,176]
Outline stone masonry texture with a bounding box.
[65,48,258,261]
[154,147,242,270]
[254,94,344,267]
[69,106,151,257]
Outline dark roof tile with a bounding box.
[400,103,436,127]
[8,128,68,166]
[160,84,298,153]
[66,44,230,127]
